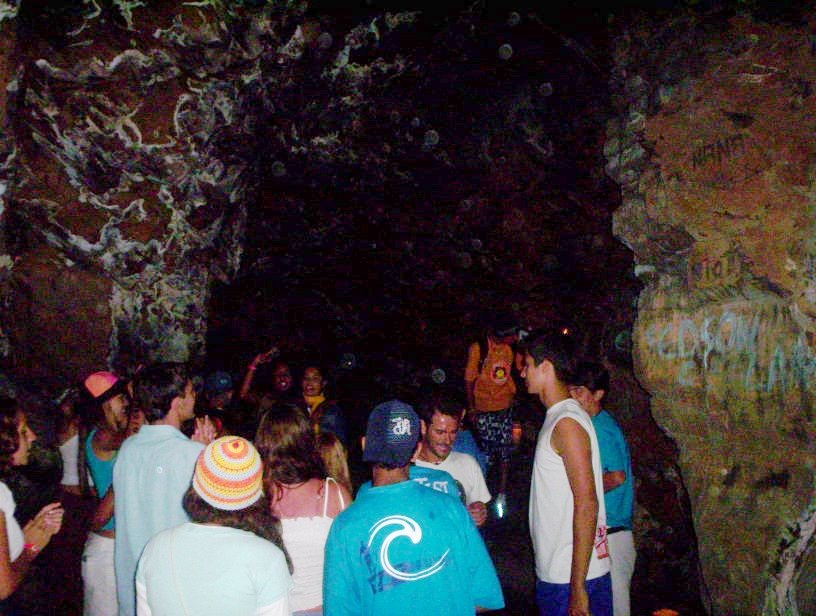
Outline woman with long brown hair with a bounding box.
[0,398,63,608]
[255,403,351,615]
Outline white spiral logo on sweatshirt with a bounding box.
[368,515,449,581]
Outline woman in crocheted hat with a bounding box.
[135,436,292,616]
[0,397,63,607]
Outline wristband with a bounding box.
[24,543,39,555]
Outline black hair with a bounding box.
[570,361,610,394]
[133,363,191,423]
[488,311,518,338]
[521,328,578,384]
[78,378,130,427]
[415,391,463,426]
[0,398,19,473]
[372,461,409,471]
[301,362,329,381]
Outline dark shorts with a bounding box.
[535,573,613,616]
[473,408,513,464]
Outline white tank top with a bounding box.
[529,398,610,584]
[59,433,80,487]
[280,477,346,612]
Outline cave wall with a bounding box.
[607,8,816,614]
[0,1,307,385]
[0,6,17,374]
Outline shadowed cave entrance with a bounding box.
[203,4,706,614]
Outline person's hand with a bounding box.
[23,502,64,552]
[568,584,590,616]
[192,416,217,445]
[250,347,279,370]
[467,501,488,527]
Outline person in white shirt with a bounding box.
[414,392,491,526]
[0,398,63,602]
[520,330,611,616]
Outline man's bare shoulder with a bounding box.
[551,415,590,456]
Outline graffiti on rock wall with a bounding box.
[686,130,769,189]
[642,301,816,392]
[690,134,747,169]
[688,250,743,289]
[649,117,773,195]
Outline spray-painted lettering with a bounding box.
[642,304,816,392]
[688,253,742,289]
[691,134,746,169]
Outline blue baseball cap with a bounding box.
[204,371,233,396]
[363,400,420,467]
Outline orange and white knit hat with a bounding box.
[192,436,263,511]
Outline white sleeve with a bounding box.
[136,581,153,616]
[254,594,291,616]
[466,456,492,504]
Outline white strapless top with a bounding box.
[280,477,346,612]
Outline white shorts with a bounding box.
[83,532,118,616]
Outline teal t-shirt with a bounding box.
[592,409,634,529]
[136,523,291,616]
[324,480,504,615]
[356,465,464,503]
[85,429,116,532]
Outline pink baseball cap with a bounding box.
[83,371,127,403]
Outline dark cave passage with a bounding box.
[206,1,639,379]
[201,6,701,614]
[2,1,816,614]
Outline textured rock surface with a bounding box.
[608,8,816,615]
[0,1,311,384]
[0,4,18,367]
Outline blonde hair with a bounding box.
[316,432,351,494]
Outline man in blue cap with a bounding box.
[323,400,504,616]
[199,370,234,434]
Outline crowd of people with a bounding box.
[0,320,636,616]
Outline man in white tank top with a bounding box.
[520,330,612,616]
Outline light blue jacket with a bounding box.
[113,425,203,616]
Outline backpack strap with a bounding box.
[478,336,489,373]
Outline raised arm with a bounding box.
[239,348,279,401]
[464,343,480,413]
